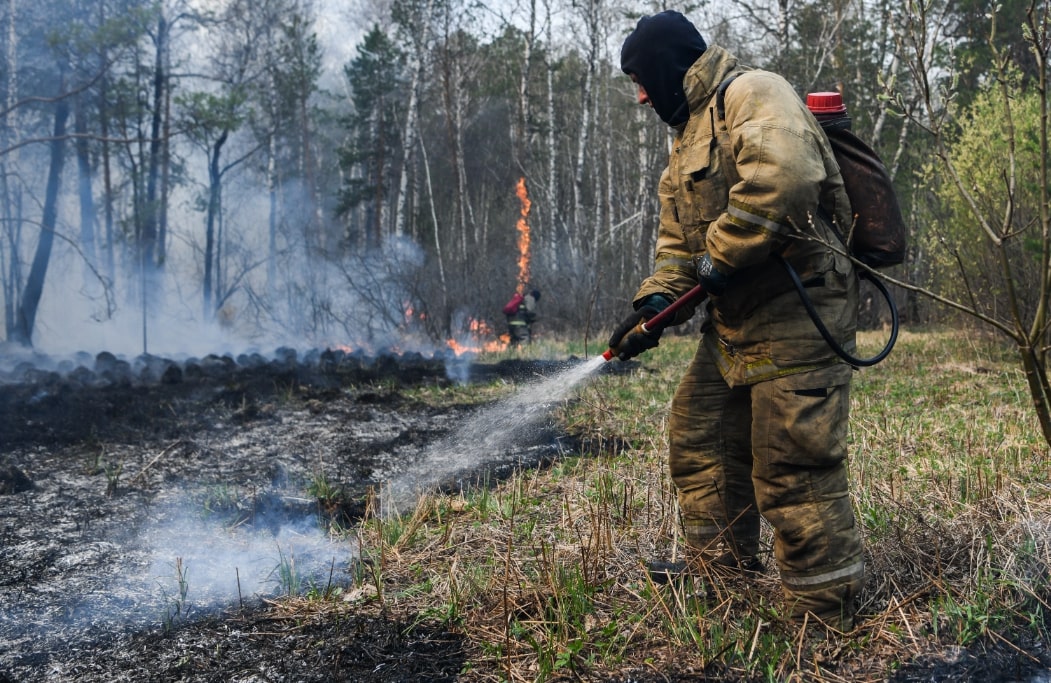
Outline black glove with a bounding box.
[697,253,729,296]
[608,295,671,361]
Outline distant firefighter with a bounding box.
[503,289,540,346]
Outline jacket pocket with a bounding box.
[674,138,728,228]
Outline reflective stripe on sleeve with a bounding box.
[654,255,697,271]
[726,198,787,235]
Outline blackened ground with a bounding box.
[1,613,467,683]
[0,354,596,682]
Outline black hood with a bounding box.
[620,10,707,126]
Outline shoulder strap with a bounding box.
[716,73,740,121]
[713,73,743,187]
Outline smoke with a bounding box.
[20,215,462,368]
[32,494,351,638]
[144,505,349,615]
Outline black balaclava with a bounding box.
[620,10,707,127]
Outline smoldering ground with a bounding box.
[0,349,597,681]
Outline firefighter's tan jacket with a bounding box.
[633,45,859,386]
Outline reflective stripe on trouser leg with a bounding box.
[668,341,760,561]
[508,322,530,345]
[750,365,864,623]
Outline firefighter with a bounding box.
[608,10,864,631]
[505,289,540,346]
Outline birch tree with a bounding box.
[392,0,435,242]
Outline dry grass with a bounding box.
[324,329,1051,681]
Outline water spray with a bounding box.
[384,283,708,512]
[602,284,706,361]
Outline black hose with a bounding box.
[775,254,898,367]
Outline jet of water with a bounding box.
[384,355,609,513]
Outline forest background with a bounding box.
[0,0,1041,363]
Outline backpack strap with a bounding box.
[715,73,740,120]
[713,73,743,188]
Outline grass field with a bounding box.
[348,328,1051,681]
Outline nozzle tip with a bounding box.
[602,349,615,361]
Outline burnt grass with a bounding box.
[0,349,581,682]
[1,348,1049,682]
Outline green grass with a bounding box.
[336,329,1051,680]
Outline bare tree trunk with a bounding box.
[419,134,447,313]
[299,74,320,249]
[203,131,229,318]
[267,115,278,291]
[544,1,558,272]
[74,94,97,284]
[0,178,19,337]
[141,13,167,273]
[97,1,115,289]
[439,12,472,265]
[871,0,906,150]
[571,0,598,265]
[159,51,172,267]
[394,0,433,240]
[777,0,789,62]
[513,0,535,166]
[1024,3,1051,441]
[369,114,385,249]
[1,0,20,337]
[12,96,69,346]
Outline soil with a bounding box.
[1,347,1048,682]
[0,349,577,682]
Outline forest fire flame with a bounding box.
[331,179,535,359]
[443,178,532,356]
[515,177,532,294]
[446,317,510,355]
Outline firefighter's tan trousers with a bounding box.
[668,342,865,627]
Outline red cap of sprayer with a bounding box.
[806,92,847,115]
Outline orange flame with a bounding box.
[329,307,508,358]
[515,177,531,294]
[446,316,510,355]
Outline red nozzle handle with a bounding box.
[602,284,706,361]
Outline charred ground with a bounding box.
[0,349,580,682]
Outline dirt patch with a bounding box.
[0,352,577,682]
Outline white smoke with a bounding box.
[144,507,350,616]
